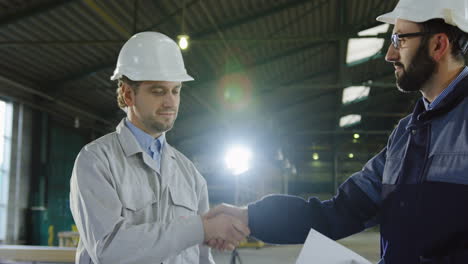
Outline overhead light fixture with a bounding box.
[74,117,80,128]
[312,153,319,160]
[346,24,389,64]
[339,114,362,127]
[342,86,370,105]
[178,0,189,50]
[178,35,189,50]
[353,133,360,139]
[348,153,354,159]
[291,165,297,175]
[275,149,284,161]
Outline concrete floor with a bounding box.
[212,230,381,264]
[0,231,380,264]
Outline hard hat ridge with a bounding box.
[376,0,468,34]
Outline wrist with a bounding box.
[241,207,248,227]
[201,215,211,241]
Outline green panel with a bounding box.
[30,119,88,245]
[45,121,87,246]
[28,209,49,245]
[28,112,49,245]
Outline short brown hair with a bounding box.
[420,19,468,64]
[116,76,143,108]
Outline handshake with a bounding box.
[202,203,250,251]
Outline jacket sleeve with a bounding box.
[247,147,386,244]
[197,182,215,264]
[69,147,205,264]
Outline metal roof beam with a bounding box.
[193,0,312,38]
[141,0,202,32]
[83,0,130,38]
[270,67,396,120]
[0,74,111,126]
[0,1,73,27]
[47,0,202,91]
[45,0,368,94]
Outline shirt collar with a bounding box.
[124,118,166,155]
[424,66,468,110]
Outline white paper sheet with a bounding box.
[295,229,373,264]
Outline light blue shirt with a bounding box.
[125,119,165,172]
[423,66,468,110]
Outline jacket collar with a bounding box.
[116,118,177,181]
[116,119,142,156]
[406,73,468,130]
[160,144,177,186]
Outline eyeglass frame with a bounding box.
[390,32,441,49]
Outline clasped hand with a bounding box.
[202,203,249,251]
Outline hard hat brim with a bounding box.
[111,32,195,82]
[376,11,433,25]
[377,9,468,33]
[110,71,194,82]
[376,0,468,34]
[376,11,398,25]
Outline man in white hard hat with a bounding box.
[69,32,249,264]
[205,0,468,263]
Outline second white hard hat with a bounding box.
[110,32,194,82]
[376,0,468,33]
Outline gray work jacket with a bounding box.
[70,119,214,264]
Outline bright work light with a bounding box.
[225,145,252,175]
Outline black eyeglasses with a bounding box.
[391,32,437,49]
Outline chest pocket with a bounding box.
[425,154,468,185]
[168,184,198,218]
[119,184,157,224]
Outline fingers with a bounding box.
[206,238,237,251]
[206,238,223,250]
[204,203,249,227]
[223,240,235,251]
[223,215,249,243]
[205,239,218,248]
[202,213,249,247]
[204,203,230,219]
[232,219,250,237]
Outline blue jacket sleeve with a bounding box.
[247,148,386,244]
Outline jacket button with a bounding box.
[411,129,416,135]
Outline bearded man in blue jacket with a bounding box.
[207,0,468,263]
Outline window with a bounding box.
[339,114,362,127]
[342,86,371,105]
[346,24,389,64]
[0,100,13,241]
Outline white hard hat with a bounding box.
[376,0,468,33]
[110,32,194,82]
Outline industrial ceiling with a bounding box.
[0,0,422,187]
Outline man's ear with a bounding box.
[430,33,450,61]
[122,83,135,107]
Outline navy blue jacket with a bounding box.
[248,75,468,264]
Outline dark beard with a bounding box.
[395,42,437,93]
